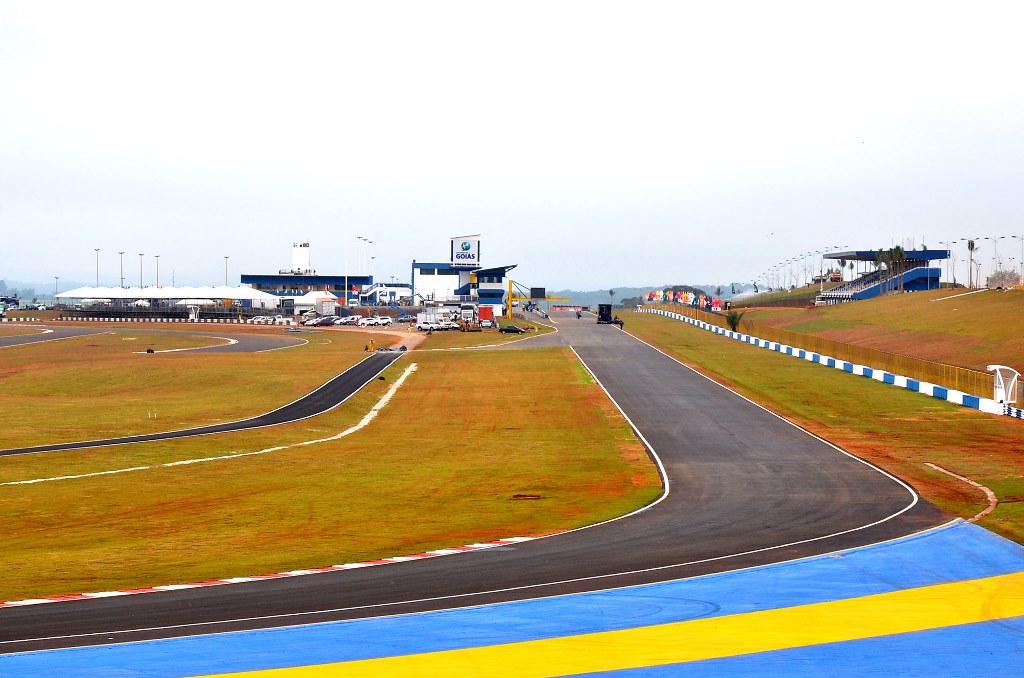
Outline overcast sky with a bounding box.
[2,1,1023,291]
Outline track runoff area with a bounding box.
[2,318,1023,675]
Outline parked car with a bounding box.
[437,320,459,330]
[314,316,338,326]
[250,315,271,324]
[338,315,360,325]
[357,316,378,327]
[499,324,525,334]
[479,319,493,328]
[417,321,440,332]
[375,316,394,326]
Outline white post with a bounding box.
[988,365,1020,404]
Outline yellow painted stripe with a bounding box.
[198,570,1024,677]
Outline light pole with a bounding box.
[357,236,374,274]
[94,248,100,287]
[155,255,160,288]
[138,253,144,288]
[370,256,376,280]
[939,241,954,285]
[1013,235,1024,285]
[224,256,229,287]
[118,251,125,288]
[54,276,59,300]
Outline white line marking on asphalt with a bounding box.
[0,351,400,458]
[925,462,999,522]
[135,337,237,353]
[621,325,922,511]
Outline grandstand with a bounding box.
[816,249,947,305]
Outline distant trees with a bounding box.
[987,268,1018,289]
[874,246,907,294]
[0,280,36,301]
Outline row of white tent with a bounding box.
[56,285,282,301]
[55,286,342,309]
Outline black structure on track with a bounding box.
[0,352,403,457]
[0,313,947,653]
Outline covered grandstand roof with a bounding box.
[825,249,950,262]
[55,285,280,301]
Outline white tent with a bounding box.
[175,298,217,306]
[55,285,281,303]
[288,290,338,311]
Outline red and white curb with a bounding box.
[0,536,537,609]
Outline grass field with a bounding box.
[0,328,381,449]
[739,288,1024,374]
[623,308,1024,545]
[0,333,659,600]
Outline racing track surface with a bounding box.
[0,324,306,353]
[0,314,946,653]
[0,327,392,458]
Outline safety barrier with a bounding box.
[55,317,251,324]
[647,304,998,398]
[0,317,40,322]
[639,306,1020,421]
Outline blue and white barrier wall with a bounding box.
[638,308,1023,421]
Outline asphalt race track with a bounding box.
[0,314,947,653]
[0,328,397,458]
[0,324,307,353]
[0,325,111,349]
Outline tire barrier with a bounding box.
[639,308,1021,421]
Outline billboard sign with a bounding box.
[451,235,481,267]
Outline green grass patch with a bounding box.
[0,345,660,600]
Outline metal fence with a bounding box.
[645,304,1006,401]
